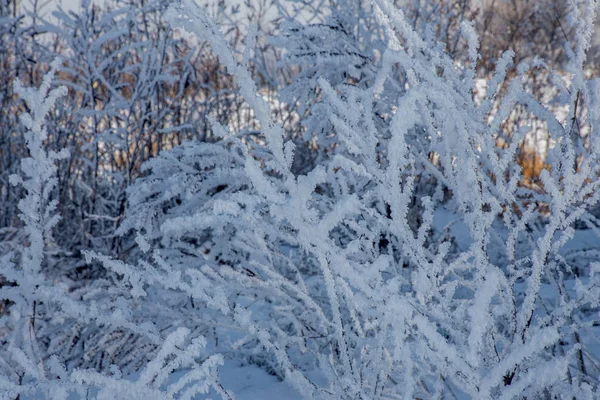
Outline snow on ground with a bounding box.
[216,361,302,400]
[159,360,303,400]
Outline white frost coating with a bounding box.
[3,0,598,399]
[1,59,230,399]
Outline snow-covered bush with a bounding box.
[2,0,592,398]
[0,59,229,400]
[94,0,600,398]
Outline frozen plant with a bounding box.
[0,59,230,400]
[0,59,71,396]
[89,0,600,399]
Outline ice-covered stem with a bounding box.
[165,0,294,173]
[0,58,68,384]
[10,58,69,282]
[564,0,596,134]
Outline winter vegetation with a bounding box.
[1,0,600,399]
